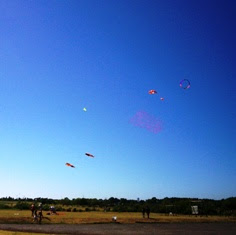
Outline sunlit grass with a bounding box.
[0,210,235,224]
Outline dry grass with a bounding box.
[0,210,235,224]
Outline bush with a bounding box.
[55,206,64,211]
[42,204,50,211]
[72,208,77,212]
[0,203,10,209]
[14,202,30,210]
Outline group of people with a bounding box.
[142,206,151,218]
[30,203,43,224]
[31,203,150,222]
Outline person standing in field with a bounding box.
[31,204,35,217]
[146,206,150,219]
[33,209,38,223]
[142,207,146,218]
[38,209,43,224]
[38,202,42,211]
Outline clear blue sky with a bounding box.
[0,0,235,200]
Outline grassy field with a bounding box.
[0,209,235,224]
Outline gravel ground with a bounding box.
[0,223,236,235]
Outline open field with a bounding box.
[0,210,236,224]
[0,210,235,234]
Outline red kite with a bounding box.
[65,163,75,168]
[148,90,157,95]
[85,153,95,158]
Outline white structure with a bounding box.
[191,205,198,215]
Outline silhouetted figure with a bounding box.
[31,204,35,217]
[38,203,42,211]
[146,206,150,219]
[142,208,146,218]
[38,210,43,224]
[33,210,38,222]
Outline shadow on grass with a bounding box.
[135,218,160,223]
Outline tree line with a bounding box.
[0,196,235,216]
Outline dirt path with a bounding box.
[0,223,236,234]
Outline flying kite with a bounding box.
[179,79,190,89]
[148,89,157,95]
[83,108,87,112]
[85,153,95,158]
[160,97,164,101]
[65,163,75,168]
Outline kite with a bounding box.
[148,89,157,94]
[179,79,190,89]
[83,108,87,112]
[85,152,95,158]
[160,97,164,101]
[65,163,75,168]
[129,111,162,134]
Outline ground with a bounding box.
[0,223,236,235]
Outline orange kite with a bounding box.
[65,163,75,168]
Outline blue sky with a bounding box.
[0,0,235,200]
